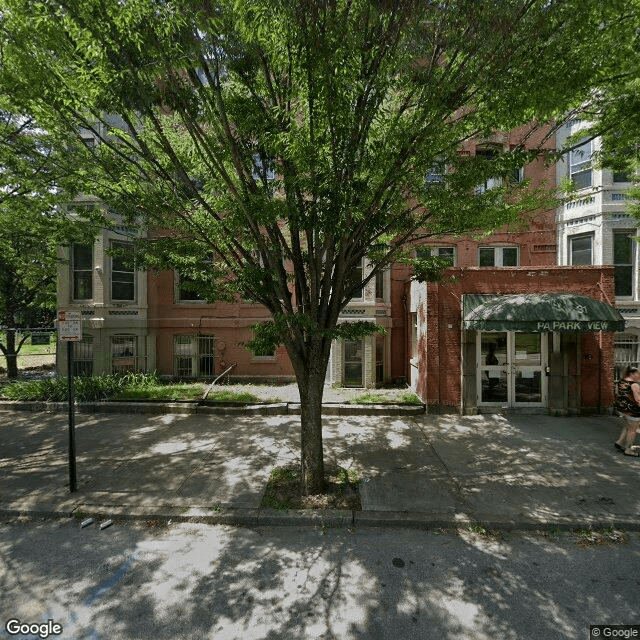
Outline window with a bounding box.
[478,246,519,267]
[615,334,639,381]
[72,243,93,300]
[509,166,524,184]
[375,269,385,300]
[343,339,364,387]
[613,169,630,183]
[569,234,593,265]
[251,153,276,184]
[174,335,215,377]
[252,344,275,358]
[475,147,502,194]
[252,329,276,358]
[111,241,135,301]
[74,336,93,376]
[425,159,446,185]
[111,335,137,374]
[350,258,364,300]
[569,138,592,189]
[411,312,418,359]
[416,246,456,267]
[176,272,204,302]
[613,232,634,297]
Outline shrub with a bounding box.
[0,372,162,402]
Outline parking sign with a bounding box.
[57,310,82,342]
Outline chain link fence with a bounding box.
[0,329,58,378]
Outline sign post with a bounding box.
[57,311,82,493]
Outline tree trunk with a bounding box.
[4,329,19,379]
[298,370,326,495]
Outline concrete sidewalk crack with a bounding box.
[412,418,471,510]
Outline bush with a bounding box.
[0,372,162,402]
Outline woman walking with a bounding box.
[614,366,640,456]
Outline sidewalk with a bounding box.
[1,405,638,530]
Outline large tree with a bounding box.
[0,105,93,378]
[0,0,628,491]
[577,0,640,214]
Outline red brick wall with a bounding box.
[417,266,617,411]
[147,269,294,378]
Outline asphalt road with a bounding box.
[1,518,638,640]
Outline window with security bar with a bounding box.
[615,334,639,381]
[174,335,215,377]
[74,335,94,376]
[111,335,137,374]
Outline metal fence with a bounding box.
[0,329,58,375]
[615,334,640,381]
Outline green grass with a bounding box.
[347,390,423,405]
[262,466,299,510]
[399,392,423,405]
[0,332,57,372]
[0,332,57,355]
[117,384,204,401]
[204,390,263,403]
[0,372,204,402]
[0,373,288,403]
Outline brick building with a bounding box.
[402,130,625,414]
[57,127,626,413]
[555,120,640,379]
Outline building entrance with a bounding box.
[477,332,548,408]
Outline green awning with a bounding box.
[463,293,625,332]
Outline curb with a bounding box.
[0,400,426,416]
[3,502,639,533]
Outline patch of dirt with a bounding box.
[261,464,361,511]
[574,529,628,547]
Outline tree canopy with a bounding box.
[0,0,632,490]
[0,102,95,377]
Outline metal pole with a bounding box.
[67,340,77,493]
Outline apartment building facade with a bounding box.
[57,201,152,377]
[406,129,624,414]
[57,125,627,414]
[58,217,398,387]
[556,120,639,379]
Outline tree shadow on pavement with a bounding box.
[1,518,637,640]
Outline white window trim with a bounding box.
[511,167,524,183]
[349,258,365,301]
[568,233,593,266]
[615,333,640,381]
[110,240,136,303]
[173,334,216,377]
[71,242,94,302]
[251,351,277,361]
[421,246,456,267]
[478,246,519,267]
[613,230,637,300]
[475,145,504,194]
[569,138,593,190]
[111,334,138,374]
[174,271,206,304]
[342,338,365,388]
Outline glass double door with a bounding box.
[478,332,547,407]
